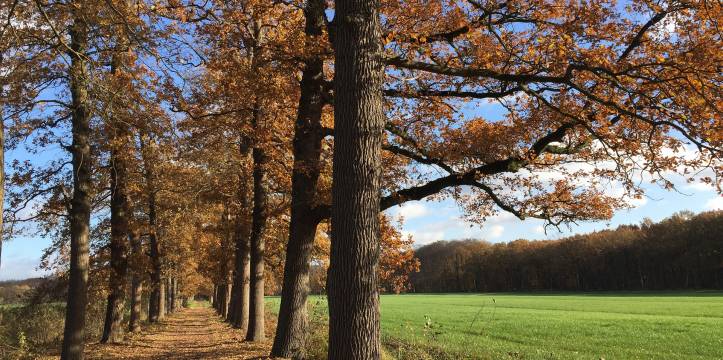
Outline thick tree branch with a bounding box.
[386,56,570,84]
[383,87,521,99]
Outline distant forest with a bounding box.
[412,211,723,292]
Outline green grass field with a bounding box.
[267,292,723,359]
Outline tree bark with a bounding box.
[128,274,142,333]
[271,0,327,357]
[100,154,130,342]
[243,19,268,342]
[228,136,252,330]
[223,277,232,318]
[246,128,268,341]
[166,277,172,315]
[172,277,179,311]
[128,221,143,332]
[327,0,385,358]
[61,12,93,360]
[218,283,228,316]
[141,133,164,322]
[101,55,132,343]
[212,284,218,310]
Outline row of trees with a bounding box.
[0,0,720,359]
[413,211,723,293]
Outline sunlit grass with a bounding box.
[267,292,723,359]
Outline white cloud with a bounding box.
[403,230,445,245]
[533,225,546,234]
[686,182,716,192]
[705,196,723,211]
[486,225,504,238]
[0,257,49,281]
[395,202,429,220]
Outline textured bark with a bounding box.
[271,0,327,357]
[61,12,92,360]
[165,277,172,315]
[172,278,179,311]
[212,284,218,311]
[128,224,143,333]
[158,276,166,318]
[228,136,252,330]
[246,132,268,341]
[223,277,232,318]
[327,0,385,358]
[141,134,164,322]
[128,275,142,333]
[101,57,132,343]
[218,283,229,317]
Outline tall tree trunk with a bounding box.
[61,12,93,360]
[128,226,142,332]
[271,0,327,356]
[165,277,172,315]
[246,104,268,342]
[223,277,232,318]
[141,133,164,322]
[229,136,252,330]
[172,278,179,311]
[218,283,228,316]
[100,148,130,342]
[327,0,385,358]
[128,275,143,332]
[158,275,166,318]
[101,56,132,343]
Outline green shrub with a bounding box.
[0,300,106,358]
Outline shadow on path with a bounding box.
[85,308,273,359]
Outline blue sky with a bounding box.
[3,173,719,280]
[2,99,720,281]
[1,3,719,280]
[386,182,722,247]
[383,100,722,246]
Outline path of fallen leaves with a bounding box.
[85,307,273,359]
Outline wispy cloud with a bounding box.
[705,196,723,211]
[486,225,504,238]
[394,202,429,220]
[0,257,49,281]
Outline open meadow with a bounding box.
[268,292,723,360]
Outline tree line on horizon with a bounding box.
[412,210,723,293]
[0,0,721,359]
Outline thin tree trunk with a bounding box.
[243,19,268,342]
[219,283,228,316]
[169,278,174,313]
[159,276,166,318]
[223,277,232,318]
[229,136,252,330]
[271,0,327,356]
[128,222,143,333]
[216,284,221,313]
[101,55,132,343]
[100,153,130,342]
[128,274,142,333]
[172,278,179,311]
[327,0,385,358]
[61,12,93,360]
[246,104,268,342]
[141,133,164,322]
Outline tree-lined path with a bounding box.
[1,0,720,359]
[84,307,272,360]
